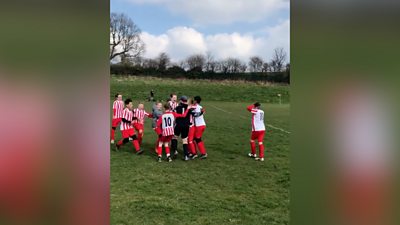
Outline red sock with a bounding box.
[197,141,206,155]
[157,146,162,156]
[132,140,140,151]
[117,140,123,146]
[250,142,256,154]
[259,144,265,158]
[165,146,170,155]
[111,129,115,140]
[189,141,196,154]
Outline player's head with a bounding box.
[180,95,188,104]
[194,96,202,104]
[170,93,177,102]
[254,102,261,109]
[156,101,162,110]
[164,103,171,110]
[138,103,144,110]
[115,93,122,101]
[125,98,133,109]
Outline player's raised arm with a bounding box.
[145,111,153,118]
[173,108,191,118]
[247,102,260,113]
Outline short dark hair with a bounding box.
[254,102,261,107]
[125,98,132,105]
[164,103,170,110]
[115,93,119,98]
[170,93,177,98]
[194,96,201,104]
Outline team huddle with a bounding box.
[110,93,266,162]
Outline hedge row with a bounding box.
[110,64,290,83]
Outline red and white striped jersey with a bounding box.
[193,104,206,127]
[112,100,124,119]
[156,111,188,136]
[160,112,175,136]
[247,105,265,131]
[168,100,178,111]
[132,108,150,124]
[120,108,134,131]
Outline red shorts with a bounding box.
[133,123,144,132]
[112,118,122,128]
[251,130,265,142]
[160,135,174,143]
[121,129,135,139]
[194,126,206,139]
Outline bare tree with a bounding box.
[248,56,264,72]
[186,54,206,71]
[262,62,270,72]
[239,62,247,73]
[270,47,287,72]
[156,52,170,71]
[226,58,242,73]
[285,63,290,72]
[110,12,145,61]
[204,52,217,72]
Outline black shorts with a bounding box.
[174,124,189,139]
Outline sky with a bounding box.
[111,0,290,63]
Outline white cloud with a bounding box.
[125,0,289,25]
[140,20,290,63]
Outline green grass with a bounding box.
[111,76,290,225]
[111,75,290,104]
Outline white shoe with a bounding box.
[110,140,115,144]
[174,150,178,156]
[248,153,256,158]
[255,157,264,162]
[129,137,133,141]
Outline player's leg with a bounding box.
[248,131,257,158]
[129,129,143,154]
[188,126,197,159]
[181,126,190,160]
[255,131,266,161]
[194,126,207,159]
[172,126,180,157]
[110,118,120,144]
[157,138,163,162]
[137,124,144,146]
[116,129,129,150]
[164,136,172,162]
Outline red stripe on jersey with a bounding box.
[168,101,178,111]
[163,127,174,136]
[120,108,133,130]
[113,100,124,118]
[133,109,149,124]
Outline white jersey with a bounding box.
[193,104,206,127]
[251,108,265,131]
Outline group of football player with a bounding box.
[110,93,208,162]
[111,92,266,162]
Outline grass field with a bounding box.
[110,76,290,225]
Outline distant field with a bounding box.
[110,76,290,225]
[110,75,290,104]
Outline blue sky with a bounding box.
[111,0,290,62]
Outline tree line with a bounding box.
[110,12,290,83]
